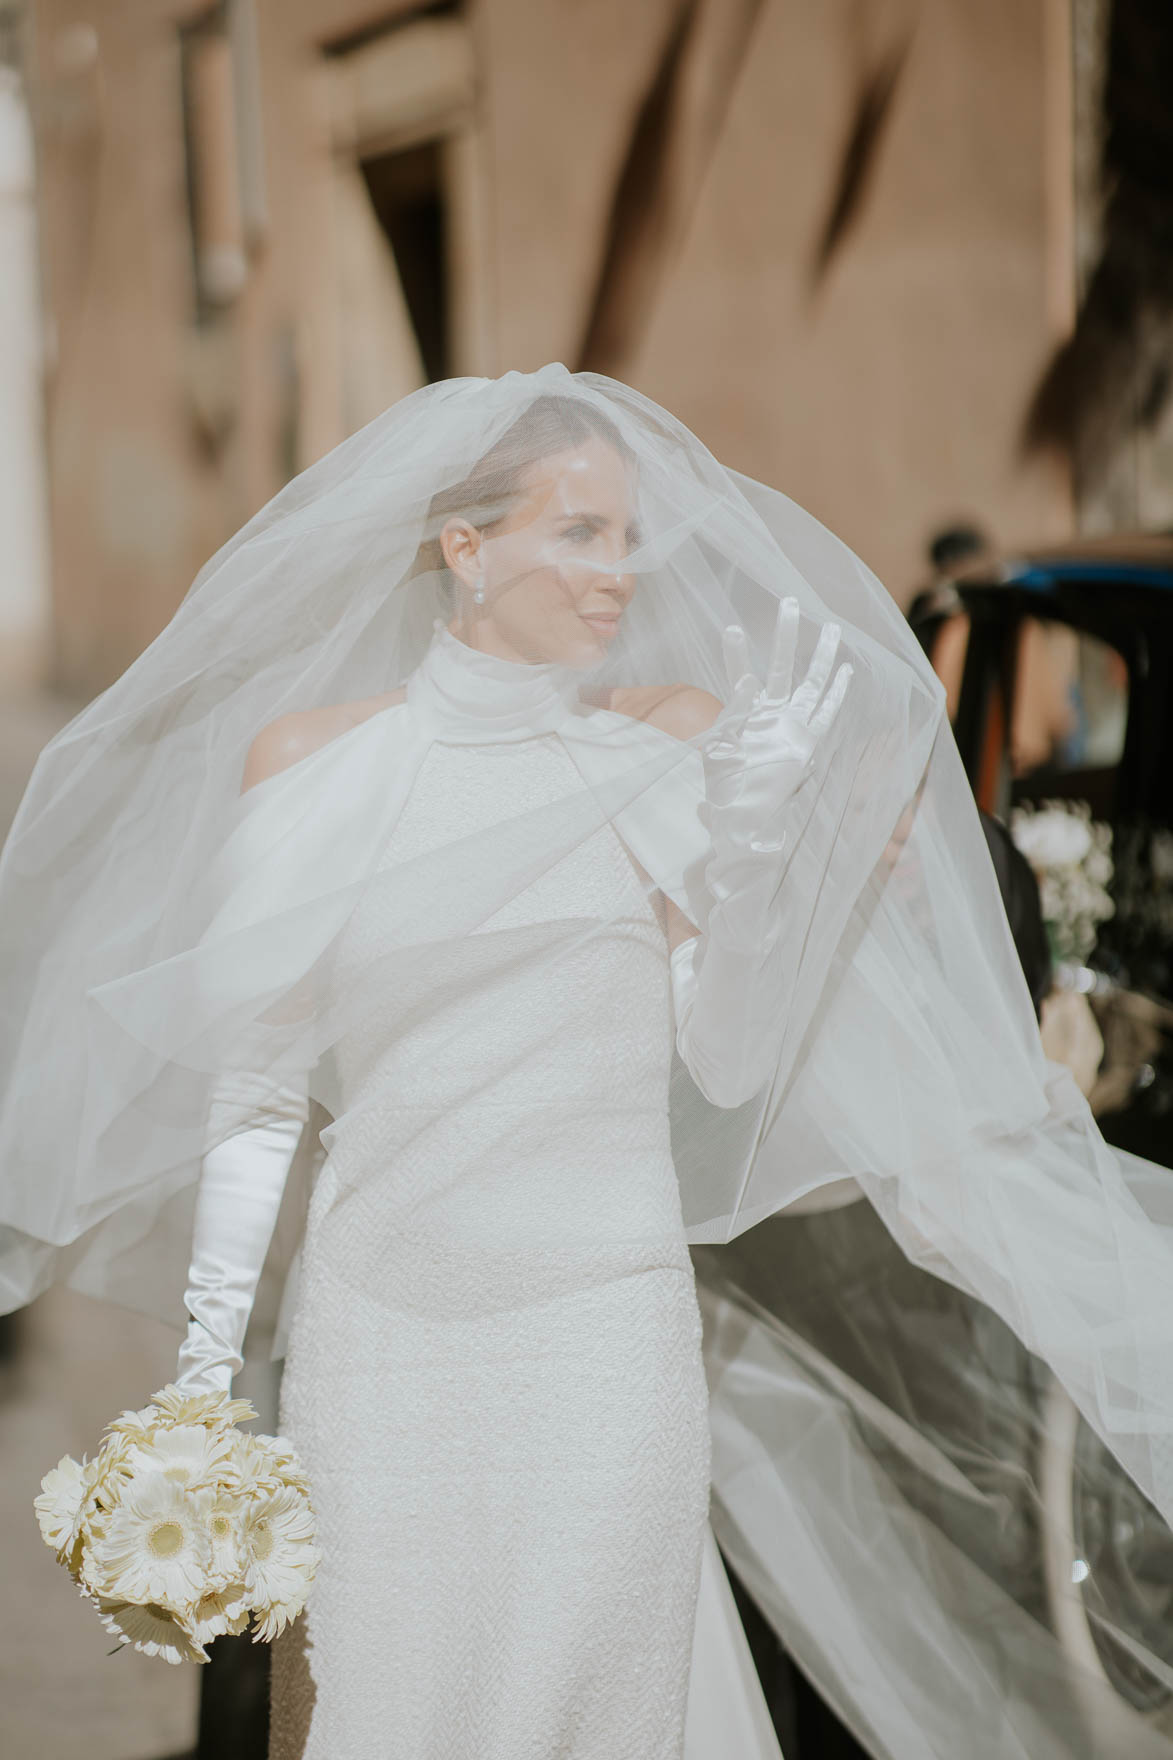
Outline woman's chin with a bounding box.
[570,622,619,666]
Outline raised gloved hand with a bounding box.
[673,597,852,1108]
[700,595,851,917]
[173,1073,310,1395]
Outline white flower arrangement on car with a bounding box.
[34,1384,319,1665]
[1009,798,1114,965]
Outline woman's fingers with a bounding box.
[701,674,756,767]
[715,672,758,746]
[765,598,800,700]
[790,620,842,719]
[721,624,753,696]
[713,614,850,763]
[810,661,853,737]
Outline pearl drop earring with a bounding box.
[473,576,486,606]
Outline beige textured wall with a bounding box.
[480,0,679,369]
[34,8,225,687]
[30,0,1074,691]
[482,0,1074,595]
[637,0,1074,591]
[31,0,426,690]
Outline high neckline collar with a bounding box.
[405,617,586,743]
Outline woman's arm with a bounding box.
[174,718,326,1393]
[644,684,721,957]
[647,600,851,1109]
[174,1075,309,1393]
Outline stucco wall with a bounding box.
[30,0,1073,690]
[484,0,1074,593]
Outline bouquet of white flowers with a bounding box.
[1009,798,1114,965]
[34,1384,320,1665]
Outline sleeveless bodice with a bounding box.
[328,733,671,1106]
[313,620,687,1254]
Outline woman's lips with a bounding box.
[581,614,621,634]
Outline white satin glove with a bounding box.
[701,597,851,920]
[673,598,852,1108]
[173,1074,310,1395]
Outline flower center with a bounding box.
[148,1519,186,1559]
[211,1514,231,1540]
[251,1520,274,1562]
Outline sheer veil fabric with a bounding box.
[4,363,1173,1754]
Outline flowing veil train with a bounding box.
[7,364,1173,1756]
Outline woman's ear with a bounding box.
[439,518,483,589]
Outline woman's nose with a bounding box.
[600,555,635,600]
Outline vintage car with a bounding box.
[941,536,1173,1725]
[946,536,1173,1163]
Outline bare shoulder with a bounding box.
[606,683,723,742]
[241,688,407,792]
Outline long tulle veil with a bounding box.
[5,363,1173,1755]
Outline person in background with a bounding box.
[906,524,990,717]
[911,555,1104,1098]
[908,523,1084,778]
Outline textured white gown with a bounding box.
[268,627,722,1759]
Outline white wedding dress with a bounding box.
[267,624,782,1759]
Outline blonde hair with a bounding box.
[413,394,633,598]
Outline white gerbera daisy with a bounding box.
[251,1594,306,1643]
[126,1423,234,1490]
[97,1432,137,1471]
[150,1383,257,1430]
[188,1585,251,1648]
[87,1431,144,1505]
[206,1495,245,1586]
[240,1486,319,1616]
[98,1597,207,1666]
[227,1432,278,1499]
[260,1435,312,1496]
[228,1431,312,1501]
[103,1404,162,1445]
[89,1475,212,1608]
[34,1455,88,1553]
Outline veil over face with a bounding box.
[5,363,1173,1754]
[434,432,642,665]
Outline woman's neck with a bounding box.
[404,617,584,743]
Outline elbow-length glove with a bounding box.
[173,1073,310,1394]
[671,598,852,1109]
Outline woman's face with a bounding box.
[441,436,640,668]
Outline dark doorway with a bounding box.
[360,140,449,384]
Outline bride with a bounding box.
[6,364,1173,1759]
[200,388,828,1755]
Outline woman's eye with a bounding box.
[563,524,595,543]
